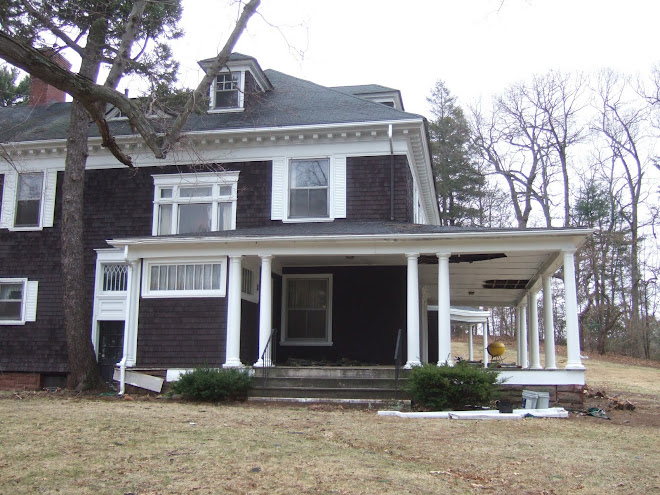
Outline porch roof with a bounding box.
[109,221,590,309]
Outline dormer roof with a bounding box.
[332,84,405,111]
[197,52,273,92]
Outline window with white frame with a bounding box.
[212,72,242,110]
[0,278,38,325]
[282,275,332,345]
[0,169,57,231]
[142,259,227,298]
[152,172,239,236]
[288,158,329,219]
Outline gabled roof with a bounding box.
[197,52,273,92]
[332,84,405,111]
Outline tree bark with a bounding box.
[63,100,101,390]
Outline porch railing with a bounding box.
[260,328,277,392]
[393,328,404,396]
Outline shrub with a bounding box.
[407,362,500,410]
[170,367,252,402]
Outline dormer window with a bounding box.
[210,72,244,112]
[198,53,273,113]
[215,73,241,109]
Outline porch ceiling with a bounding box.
[272,249,557,308]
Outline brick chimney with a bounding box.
[29,49,71,107]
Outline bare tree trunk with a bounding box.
[63,100,101,390]
[63,19,106,390]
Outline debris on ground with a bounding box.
[609,396,636,410]
[583,386,636,411]
[586,407,611,420]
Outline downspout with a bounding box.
[388,124,395,221]
[118,245,130,396]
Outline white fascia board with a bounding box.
[108,228,591,259]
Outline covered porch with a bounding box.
[110,223,590,389]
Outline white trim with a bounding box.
[141,257,227,298]
[91,249,129,357]
[496,369,585,386]
[281,274,333,346]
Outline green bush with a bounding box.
[407,362,500,410]
[170,367,252,402]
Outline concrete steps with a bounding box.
[249,366,411,401]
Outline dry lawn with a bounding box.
[1,351,659,495]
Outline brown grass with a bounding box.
[1,352,659,495]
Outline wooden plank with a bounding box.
[113,369,164,393]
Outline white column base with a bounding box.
[404,360,422,369]
[565,362,586,370]
[222,359,244,368]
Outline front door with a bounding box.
[98,321,125,382]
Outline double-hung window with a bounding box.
[213,72,242,110]
[288,158,329,219]
[0,169,57,230]
[15,172,43,227]
[282,274,332,345]
[152,172,239,236]
[0,278,38,325]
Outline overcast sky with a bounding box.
[171,0,660,117]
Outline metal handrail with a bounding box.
[260,328,277,392]
[393,328,403,395]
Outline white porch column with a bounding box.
[563,250,585,369]
[520,299,529,368]
[542,274,557,370]
[483,320,489,367]
[123,259,141,366]
[404,253,422,368]
[224,255,243,368]
[436,252,452,366]
[254,255,273,368]
[528,291,542,369]
[468,325,474,361]
[516,305,522,366]
[421,287,430,364]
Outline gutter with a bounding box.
[108,227,593,248]
[389,124,394,221]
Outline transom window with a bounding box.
[289,158,329,219]
[282,275,333,345]
[102,264,128,292]
[15,172,43,228]
[152,172,239,236]
[214,72,241,109]
[142,259,227,298]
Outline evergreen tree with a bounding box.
[0,64,29,106]
[427,81,484,226]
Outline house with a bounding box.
[0,53,589,395]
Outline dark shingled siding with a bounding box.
[276,266,407,364]
[136,297,227,367]
[0,162,271,374]
[1,154,418,373]
[345,155,413,222]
